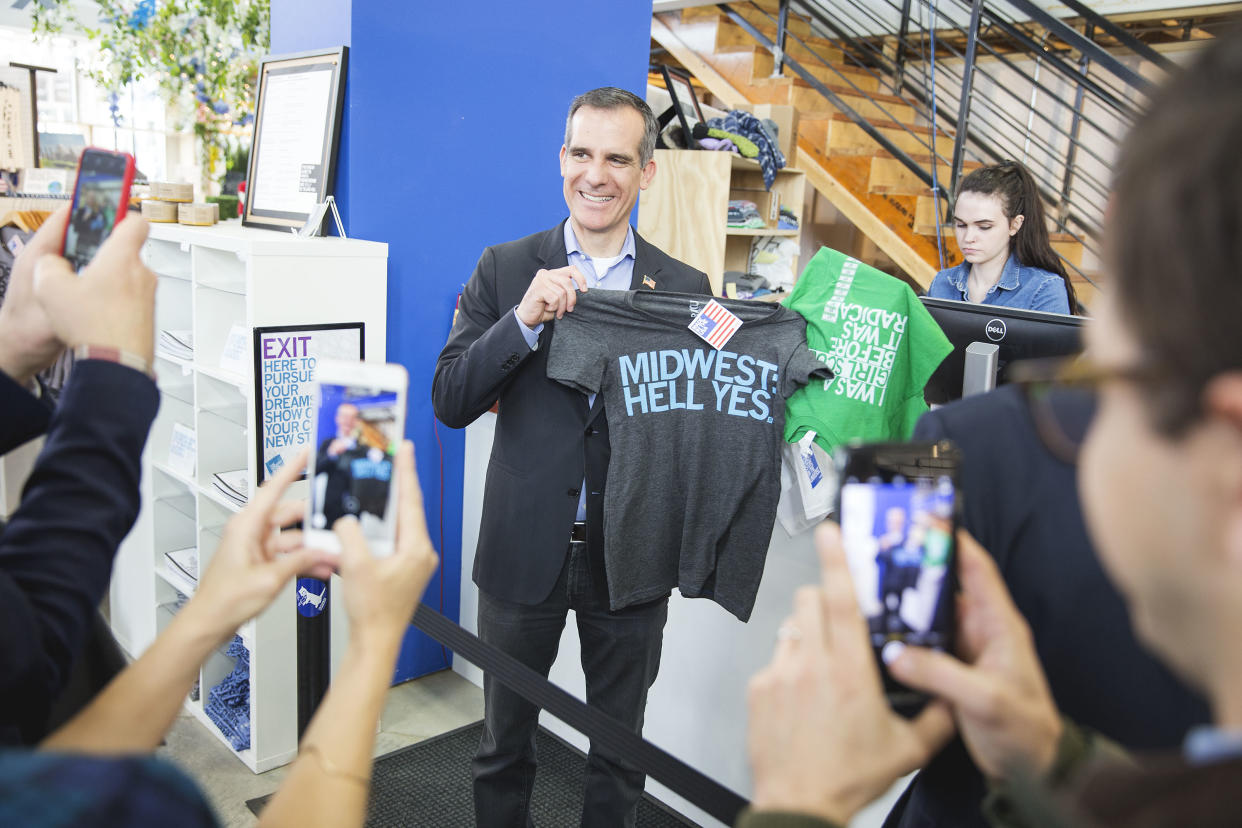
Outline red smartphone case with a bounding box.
[60,147,137,260]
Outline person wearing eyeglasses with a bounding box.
[925,160,1078,316]
[737,30,1242,828]
[876,375,1208,828]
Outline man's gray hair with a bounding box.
[564,87,658,167]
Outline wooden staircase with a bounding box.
[652,3,1098,307]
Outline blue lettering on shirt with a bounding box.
[618,348,778,420]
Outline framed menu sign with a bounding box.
[243,47,348,232]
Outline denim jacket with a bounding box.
[926,253,1071,314]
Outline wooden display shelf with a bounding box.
[639,150,805,294]
[110,223,388,773]
[726,227,800,236]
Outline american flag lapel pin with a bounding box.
[642,275,657,289]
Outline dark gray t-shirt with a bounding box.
[547,289,831,621]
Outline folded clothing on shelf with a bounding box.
[727,200,766,229]
[707,111,787,189]
[205,636,250,752]
[692,122,758,158]
[778,204,800,231]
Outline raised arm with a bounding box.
[0,207,69,452]
[259,441,439,828]
[431,243,588,428]
[432,247,528,428]
[0,216,161,733]
[0,207,70,393]
[41,452,336,753]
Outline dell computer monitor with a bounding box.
[921,297,1086,404]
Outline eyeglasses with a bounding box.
[1008,356,1164,464]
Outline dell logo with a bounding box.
[985,319,1007,341]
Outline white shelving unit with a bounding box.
[110,221,388,773]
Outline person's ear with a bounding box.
[1203,373,1242,431]
[639,158,657,191]
[1009,214,1025,236]
[1203,373,1242,570]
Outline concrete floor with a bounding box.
[158,669,484,827]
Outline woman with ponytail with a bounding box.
[926,160,1078,314]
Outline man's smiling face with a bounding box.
[560,105,656,250]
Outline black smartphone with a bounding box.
[835,440,962,716]
[61,147,136,271]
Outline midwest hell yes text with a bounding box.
[617,347,779,422]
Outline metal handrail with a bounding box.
[717,3,951,199]
[930,4,1139,139]
[811,0,1125,177]
[825,0,1154,239]
[749,3,961,167]
[999,0,1154,91]
[1057,0,1175,72]
[701,0,1187,291]
[846,0,1119,217]
[908,36,1116,208]
[974,5,1143,119]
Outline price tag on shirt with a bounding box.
[168,423,197,479]
[688,299,743,351]
[795,430,834,521]
[219,323,249,377]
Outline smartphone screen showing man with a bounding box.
[306,372,405,556]
[63,149,134,271]
[839,475,956,653]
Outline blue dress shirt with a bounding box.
[925,253,1071,314]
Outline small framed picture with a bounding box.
[243,47,348,232]
[660,65,706,148]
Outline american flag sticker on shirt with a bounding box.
[688,299,743,350]
[642,275,657,289]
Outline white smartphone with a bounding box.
[304,359,408,556]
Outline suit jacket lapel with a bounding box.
[630,230,664,291]
[537,220,570,270]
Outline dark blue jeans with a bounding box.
[472,542,669,828]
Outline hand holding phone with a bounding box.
[61,148,136,272]
[333,441,440,645]
[0,206,70,385]
[33,214,156,367]
[745,521,954,825]
[835,441,961,716]
[882,529,1066,778]
[305,360,409,556]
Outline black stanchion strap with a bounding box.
[411,604,749,826]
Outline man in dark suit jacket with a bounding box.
[314,402,366,528]
[878,385,1209,827]
[433,87,710,827]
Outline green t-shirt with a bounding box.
[783,247,952,453]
